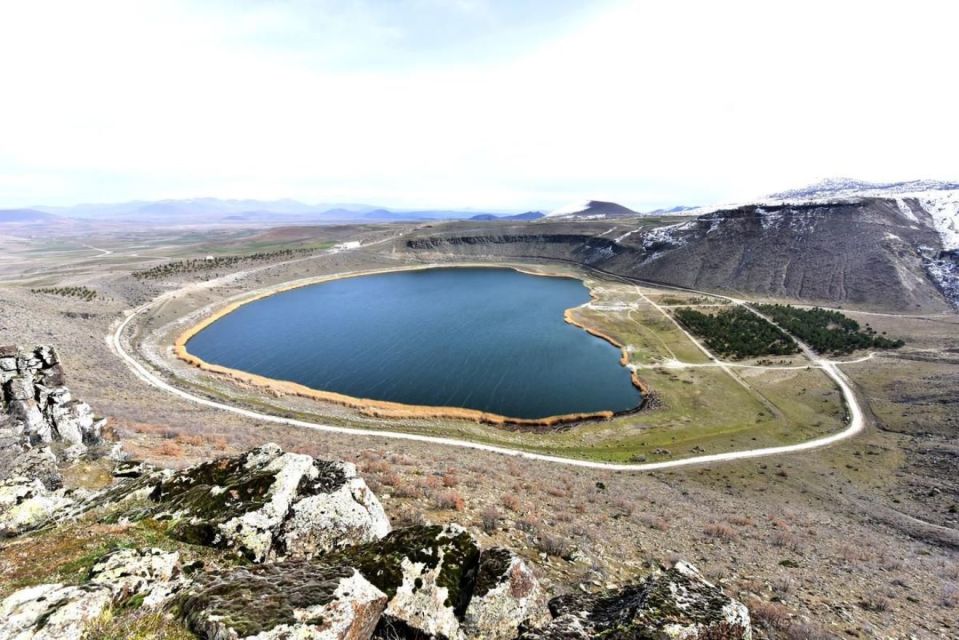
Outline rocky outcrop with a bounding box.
[0,442,751,640]
[89,547,183,607]
[124,443,390,562]
[0,547,183,639]
[348,524,480,639]
[518,561,751,640]
[0,345,105,452]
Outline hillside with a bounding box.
[406,196,957,311]
[546,200,640,219]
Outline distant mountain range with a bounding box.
[0,196,709,228]
[0,199,527,227]
[469,211,545,221]
[0,209,60,224]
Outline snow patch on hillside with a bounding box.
[547,200,593,217]
[896,198,919,223]
[915,192,959,251]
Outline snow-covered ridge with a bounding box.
[768,178,959,201]
[685,179,959,251]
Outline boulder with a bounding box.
[0,582,113,640]
[463,549,547,640]
[0,476,74,536]
[145,443,390,562]
[181,560,388,640]
[519,561,751,640]
[276,460,391,558]
[337,524,480,640]
[3,445,61,490]
[89,547,182,607]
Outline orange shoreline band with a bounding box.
[173,264,649,428]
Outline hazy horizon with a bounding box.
[2,0,957,211]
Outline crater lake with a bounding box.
[185,267,642,420]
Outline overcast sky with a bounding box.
[1,0,956,211]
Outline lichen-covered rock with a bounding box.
[277,460,391,558]
[181,560,388,640]
[89,547,182,607]
[144,443,390,562]
[463,549,547,640]
[331,524,480,640]
[519,561,751,640]
[0,476,74,536]
[0,582,113,640]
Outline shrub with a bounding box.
[535,532,572,558]
[501,494,522,513]
[749,599,790,630]
[433,489,465,511]
[480,506,501,534]
[441,473,459,488]
[703,522,737,542]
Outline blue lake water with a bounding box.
[186,268,642,419]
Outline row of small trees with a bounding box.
[754,304,904,355]
[132,248,314,280]
[31,286,98,301]
[673,306,799,359]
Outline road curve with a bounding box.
[108,259,867,472]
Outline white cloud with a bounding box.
[0,0,956,209]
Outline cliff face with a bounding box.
[404,198,955,312]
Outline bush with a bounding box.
[501,494,522,512]
[433,489,465,511]
[535,532,572,558]
[480,506,501,534]
[32,286,98,301]
[703,522,738,542]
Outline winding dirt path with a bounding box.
[108,248,868,472]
